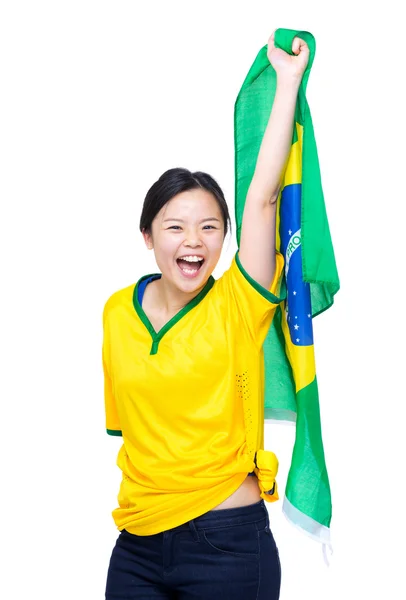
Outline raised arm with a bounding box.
[238,33,309,289]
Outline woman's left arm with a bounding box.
[238,33,310,289]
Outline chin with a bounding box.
[174,263,212,291]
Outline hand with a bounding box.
[267,31,309,82]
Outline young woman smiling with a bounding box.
[103,32,309,600]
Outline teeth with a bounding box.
[178,256,203,262]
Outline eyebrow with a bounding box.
[162,217,221,223]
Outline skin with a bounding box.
[142,32,310,509]
[141,188,225,331]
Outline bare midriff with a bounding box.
[211,474,261,510]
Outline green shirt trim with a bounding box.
[235,251,284,304]
[107,429,123,437]
[133,273,215,355]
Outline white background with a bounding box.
[1,1,405,598]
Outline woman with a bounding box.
[103,32,309,600]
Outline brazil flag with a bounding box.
[235,28,340,544]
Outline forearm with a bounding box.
[248,77,300,203]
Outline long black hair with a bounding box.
[139,167,231,237]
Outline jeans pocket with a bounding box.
[201,521,260,558]
[263,509,273,536]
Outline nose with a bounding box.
[185,239,202,248]
[184,230,203,248]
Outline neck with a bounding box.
[152,275,207,315]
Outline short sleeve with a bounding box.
[102,307,122,437]
[215,250,285,347]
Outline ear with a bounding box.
[141,228,154,250]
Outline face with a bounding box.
[142,188,225,294]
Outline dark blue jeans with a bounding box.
[105,499,281,599]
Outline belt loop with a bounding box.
[188,519,200,542]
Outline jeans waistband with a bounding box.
[170,499,267,533]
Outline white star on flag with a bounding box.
[293,291,297,295]
[288,229,292,235]
[294,324,299,330]
[296,338,300,342]
[307,314,311,318]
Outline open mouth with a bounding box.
[176,256,205,277]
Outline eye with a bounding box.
[168,225,182,230]
[203,225,216,230]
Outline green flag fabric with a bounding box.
[234,29,340,546]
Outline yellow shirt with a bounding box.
[102,251,284,535]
